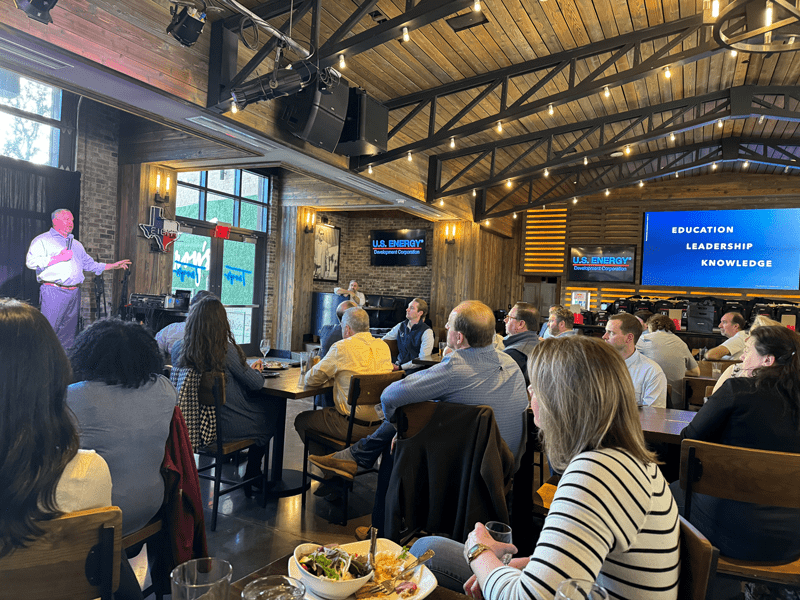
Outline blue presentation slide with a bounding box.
[642,208,800,289]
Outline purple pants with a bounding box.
[40,283,81,349]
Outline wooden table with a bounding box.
[412,354,443,367]
[639,406,695,445]
[232,553,468,600]
[252,367,333,497]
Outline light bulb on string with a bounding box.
[473,0,481,11]
[402,27,410,43]
[339,54,346,69]
[368,165,373,174]
[450,137,455,148]
[497,121,503,133]
[407,151,412,162]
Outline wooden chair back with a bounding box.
[384,339,399,363]
[704,385,715,399]
[343,371,405,444]
[680,439,800,511]
[678,515,719,600]
[0,506,122,600]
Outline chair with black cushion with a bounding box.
[182,370,270,532]
[680,439,800,587]
[0,506,122,600]
[679,515,719,600]
[301,371,404,525]
[366,294,382,307]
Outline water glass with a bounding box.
[171,558,232,600]
[554,579,608,600]
[242,575,305,600]
[299,352,310,374]
[439,342,448,356]
[485,521,513,544]
[711,362,722,377]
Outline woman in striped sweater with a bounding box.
[410,336,680,600]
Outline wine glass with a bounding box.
[260,339,271,362]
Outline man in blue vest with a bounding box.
[382,298,433,371]
[502,301,540,385]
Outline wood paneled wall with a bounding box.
[429,220,525,330]
[116,163,177,301]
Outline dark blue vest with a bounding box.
[396,320,431,365]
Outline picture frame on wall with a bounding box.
[313,224,341,282]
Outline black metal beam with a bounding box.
[324,0,380,49]
[352,15,719,172]
[221,0,295,29]
[432,85,800,200]
[479,137,800,219]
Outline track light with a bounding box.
[407,151,412,162]
[497,121,503,133]
[368,165,373,174]
[664,66,671,78]
[14,0,59,24]
[548,103,554,115]
[339,54,346,69]
[450,137,455,148]
[604,86,610,97]
[167,4,206,47]
[402,27,410,42]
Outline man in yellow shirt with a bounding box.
[294,307,393,445]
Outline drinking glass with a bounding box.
[554,579,608,600]
[485,521,513,544]
[260,339,271,361]
[439,342,447,356]
[171,558,232,600]
[711,362,722,377]
[299,352,310,374]
[242,575,305,600]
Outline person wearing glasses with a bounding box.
[502,302,540,385]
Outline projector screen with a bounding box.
[370,229,427,266]
[568,245,637,283]
[642,208,800,290]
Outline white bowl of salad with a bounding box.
[292,542,375,599]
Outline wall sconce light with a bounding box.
[154,171,170,204]
[444,223,456,245]
[304,210,316,233]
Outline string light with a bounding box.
[548,103,554,116]
[572,197,578,204]
[496,121,503,133]
[664,66,671,78]
[625,145,631,155]
[368,165,373,174]
[765,1,773,44]
[639,180,644,187]
[513,213,517,219]
[231,103,239,114]
[605,189,610,196]
[743,160,750,168]
[712,0,720,16]
[485,220,490,226]
[717,119,723,128]
[407,151,412,162]
[440,199,444,206]
[670,132,676,142]
[450,137,455,148]
[785,165,790,173]
[712,162,717,170]
[604,86,610,98]
[730,49,737,57]
[473,189,477,197]
[544,168,549,177]
[506,180,512,187]
[675,172,679,178]
[584,156,588,165]
[339,54,346,69]
[758,115,765,124]
[473,0,481,10]
[402,27,410,42]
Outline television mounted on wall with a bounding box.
[370,229,427,266]
[568,245,636,283]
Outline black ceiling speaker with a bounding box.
[278,75,350,153]
[167,5,206,47]
[14,0,59,24]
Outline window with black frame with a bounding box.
[172,169,271,352]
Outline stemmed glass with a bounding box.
[260,339,271,362]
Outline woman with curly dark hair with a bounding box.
[68,318,176,536]
[673,325,800,561]
[172,296,275,492]
[0,299,111,559]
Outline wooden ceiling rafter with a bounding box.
[431,84,800,199]
[478,137,800,219]
[350,15,720,172]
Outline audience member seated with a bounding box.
[294,307,393,450]
[539,304,563,340]
[68,318,176,536]
[410,335,680,600]
[333,280,365,306]
[634,309,653,331]
[382,297,433,371]
[549,306,577,337]
[502,302,539,385]
[154,290,213,363]
[315,299,358,408]
[603,313,668,407]
[0,299,142,600]
[172,297,272,493]
[712,315,781,392]
[636,314,699,408]
[672,325,800,562]
[704,311,747,360]
[309,300,529,480]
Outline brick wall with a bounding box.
[75,99,121,325]
[311,213,434,302]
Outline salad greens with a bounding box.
[299,546,371,580]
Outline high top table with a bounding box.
[253,366,333,497]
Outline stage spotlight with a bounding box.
[14,0,59,24]
[167,5,206,47]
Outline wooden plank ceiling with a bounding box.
[220,0,800,218]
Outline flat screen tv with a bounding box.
[642,208,800,289]
[370,229,427,266]
[568,245,636,283]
